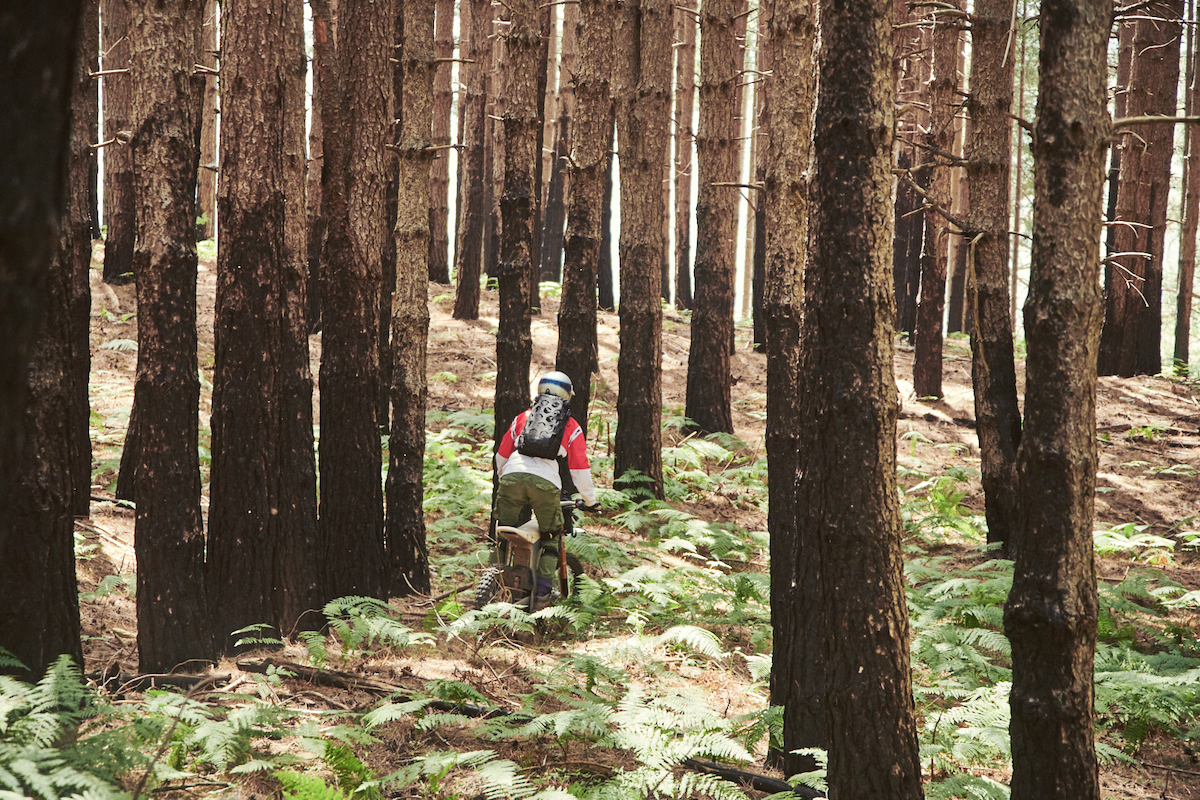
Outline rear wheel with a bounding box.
[474,566,502,610]
[474,565,535,610]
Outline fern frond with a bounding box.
[276,768,349,800]
[476,755,536,800]
[362,698,436,729]
[416,712,472,731]
[653,626,727,660]
[678,770,751,800]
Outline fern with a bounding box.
[324,744,381,799]
[277,768,350,800]
[316,596,435,664]
[652,626,727,661]
[0,656,143,799]
[381,749,538,800]
[444,604,538,640]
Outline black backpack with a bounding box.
[516,394,571,459]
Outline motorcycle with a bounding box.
[474,497,586,611]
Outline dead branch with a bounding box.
[90,130,133,150]
[1114,114,1200,130]
[893,171,971,231]
[238,657,404,696]
[709,181,763,191]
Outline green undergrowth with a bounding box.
[16,409,1200,799]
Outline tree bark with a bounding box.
[208,0,318,648]
[1177,0,1200,373]
[486,12,509,285]
[683,0,740,435]
[966,0,1022,555]
[799,0,924,796]
[196,0,219,241]
[761,0,816,776]
[1098,1,1182,377]
[428,0,454,284]
[126,0,216,670]
[673,6,697,311]
[0,0,87,678]
[539,3,576,284]
[945,29,970,335]
[557,0,616,430]
[453,0,492,319]
[388,0,434,598]
[1005,1,1109,797]
[306,0,329,333]
[70,0,98,518]
[494,0,540,441]
[912,2,960,399]
[613,0,669,499]
[890,0,927,339]
[529,4,552,313]
[598,118,617,312]
[101,0,135,286]
[314,0,390,604]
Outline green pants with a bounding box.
[496,472,563,579]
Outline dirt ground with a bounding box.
[81,246,1200,797]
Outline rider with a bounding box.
[495,371,600,598]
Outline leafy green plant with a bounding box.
[1094,524,1175,564]
[299,596,434,667]
[901,469,982,543]
[0,656,149,799]
[99,337,138,351]
[1126,423,1170,442]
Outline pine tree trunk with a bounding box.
[453,0,492,319]
[208,0,318,646]
[912,1,960,399]
[557,0,615,429]
[1099,1,1182,377]
[1176,1,1200,373]
[613,0,668,499]
[538,4,561,284]
[127,0,215,669]
[529,5,552,313]
[749,1,770,354]
[1005,2,1109,797]
[945,29,970,335]
[428,0,454,284]
[673,6,696,310]
[388,0,434,597]
[1011,26,1029,325]
[486,13,509,284]
[890,0,927,339]
[314,0,389,604]
[761,0,817,776]
[0,0,89,679]
[306,0,329,332]
[539,2,576,284]
[799,0,924,795]
[684,0,739,435]
[493,0,540,441]
[598,117,616,311]
[196,0,218,241]
[70,0,97,518]
[967,0,1023,555]
[101,0,135,285]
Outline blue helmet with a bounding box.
[537,370,574,400]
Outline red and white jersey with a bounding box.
[495,410,598,507]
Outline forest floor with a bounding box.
[79,245,1200,799]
